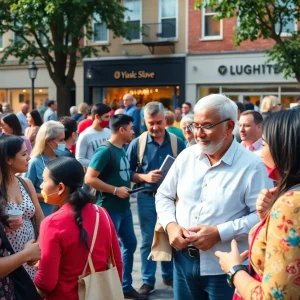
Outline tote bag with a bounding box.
[78,205,124,300]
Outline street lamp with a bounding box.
[28,61,38,110]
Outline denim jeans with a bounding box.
[173,249,234,300]
[137,192,173,286]
[109,209,137,293]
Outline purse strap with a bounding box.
[102,208,117,267]
[81,205,100,276]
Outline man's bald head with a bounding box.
[21,103,29,115]
[123,93,134,108]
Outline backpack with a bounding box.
[137,131,178,167]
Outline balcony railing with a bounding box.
[142,23,175,54]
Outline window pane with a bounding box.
[162,19,176,38]
[125,0,140,21]
[275,16,295,34]
[94,23,108,42]
[161,0,176,18]
[127,20,140,40]
[204,15,220,36]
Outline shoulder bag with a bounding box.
[78,205,124,300]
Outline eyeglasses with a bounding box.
[191,118,231,134]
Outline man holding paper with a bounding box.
[155,94,273,300]
[127,102,185,296]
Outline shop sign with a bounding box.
[113,70,155,79]
[218,64,281,76]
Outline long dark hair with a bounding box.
[29,110,43,127]
[1,113,23,136]
[263,107,300,197]
[0,135,24,226]
[46,157,92,248]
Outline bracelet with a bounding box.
[113,187,117,196]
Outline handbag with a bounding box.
[233,183,300,300]
[78,205,124,300]
[148,196,179,262]
[0,225,42,300]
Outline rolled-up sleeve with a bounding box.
[217,161,273,242]
[155,159,178,230]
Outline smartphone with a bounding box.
[128,187,145,194]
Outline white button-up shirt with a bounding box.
[156,138,273,276]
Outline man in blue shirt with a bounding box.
[127,102,185,296]
[123,93,140,136]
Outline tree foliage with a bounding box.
[194,0,300,83]
[0,0,129,114]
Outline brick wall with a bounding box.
[188,0,275,54]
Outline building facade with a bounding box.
[0,0,187,112]
[186,0,300,109]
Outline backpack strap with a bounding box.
[99,141,116,181]
[168,132,178,158]
[138,131,148,166]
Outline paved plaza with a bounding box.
[130,197,174,300]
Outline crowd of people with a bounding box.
[0,93,299,300]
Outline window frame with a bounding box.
[158,0,178,40]
[92,13,109,44]
[123,0,142,43]
[201,7,223,41]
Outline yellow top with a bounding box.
[245,190,300,299]
[174,121,181,129]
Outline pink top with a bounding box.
[34,203,122,300]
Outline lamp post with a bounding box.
[28,61,38,110]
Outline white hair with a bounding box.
[69,106,78,115]
[31,121,64,157]
[194,94,238,123]
[180,115,194,128]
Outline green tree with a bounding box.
[194,0,300,83]
[0,0,129,115]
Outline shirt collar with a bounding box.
[194,137,238,166]
[147,130,170,144]
[252,138,262,150]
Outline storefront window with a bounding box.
[198,85,300,109]
[92,86,180,110]
[1,88,48,112]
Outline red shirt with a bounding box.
[70,119,93,155]
[78,119,93,134]
[34,203,122,300]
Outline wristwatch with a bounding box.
[226,265,248,288]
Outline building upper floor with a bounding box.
[0,0,187,63]
[188,0,300,54]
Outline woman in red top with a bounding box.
[34,157,122,300]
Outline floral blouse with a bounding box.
[245,190,300,300]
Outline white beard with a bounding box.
[197,135,227,155]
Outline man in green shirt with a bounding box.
[85,114,147,300]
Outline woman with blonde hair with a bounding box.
[260,95,281,120]
[24,121,65,216]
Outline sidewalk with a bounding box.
[131,197,174,300]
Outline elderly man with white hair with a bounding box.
[155,94,273,300]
